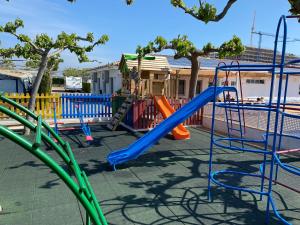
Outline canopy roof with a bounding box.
[119,54,170,74]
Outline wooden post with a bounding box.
[175,70,179,99]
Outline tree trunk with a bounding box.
[24,54,48,135]
[188,55,199,98]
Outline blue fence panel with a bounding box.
[61,93,112,119]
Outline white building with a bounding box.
[165,56,300,102]
[89,62,122,94]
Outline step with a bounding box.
[121,102,131,108]
[119,108,127,114]
[114,113,121,119]
[107,123,114,130]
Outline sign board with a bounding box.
[64,76,82,91]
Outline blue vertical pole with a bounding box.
[208,68,219,201]
[275,73,290,182]
[265,15,287,225]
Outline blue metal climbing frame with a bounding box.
[208,15,300,225]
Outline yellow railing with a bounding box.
[0,93,62,119]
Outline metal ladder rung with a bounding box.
[228,119,240,122]
[228,127,242,132]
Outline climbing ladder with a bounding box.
[107,93,133,131]
[0,93,107,225]
[218,61,245,147]
[222,88,244,148]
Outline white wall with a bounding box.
[90,67,122,94]
[219,75,300,101]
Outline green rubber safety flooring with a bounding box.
[0,126,299,225]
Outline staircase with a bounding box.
[107,94,134,131]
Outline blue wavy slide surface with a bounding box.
[107,86,235,168]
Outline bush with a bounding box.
[52,77,64,86]
[82,82,91,93]
[38,71,52,94]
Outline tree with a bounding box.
[137,35,244,98]
[126,0,238,23]
[289,0,300,21]
[63,67,88,77]
[26,57,62,94]
[0,19,109,134]
[0,58,15,69]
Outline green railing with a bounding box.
[0,93,107,225]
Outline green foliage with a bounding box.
[0,59,15,69]
[52,77,64,86]
[197,3,217,23]
[126,0,134,5]
[218,35,245,58]
[63,67,88,77]
[128,0,237,23]
[138,34,243,60]
[82,82,91,93]
[38,71,52,95]
[289,0,300,21]
[170,35,195,58]
[0,19,109,63]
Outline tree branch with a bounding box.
[10,32,43,54]
[213,0,237,22]
[174,0,237,23]
[49,48,63,57]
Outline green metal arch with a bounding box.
[0,94,107,225]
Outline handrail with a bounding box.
[0,93,107,225]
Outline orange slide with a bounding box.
[154,96,190,140]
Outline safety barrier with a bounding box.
[121,97,202,130]
[61,94,112,118]
[0,93,61,119]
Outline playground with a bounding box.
[0,14,300,225]
[0,126,299,225]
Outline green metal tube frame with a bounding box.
[0,93,108,225]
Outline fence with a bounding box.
[61,93,112,118]
[0,93,61,119]
[122,97,203,130]
[203,103,300,136]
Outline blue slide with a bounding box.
[107,86,235,168]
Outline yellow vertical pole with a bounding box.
[41,94,45,119]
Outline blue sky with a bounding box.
[0,0,299,71]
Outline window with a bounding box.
[178,80,185,95]
[92,72,97,83]
[103,70,109,83]
[246,79,265,84]
[231,81,237,86]
[196,80,202,94]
